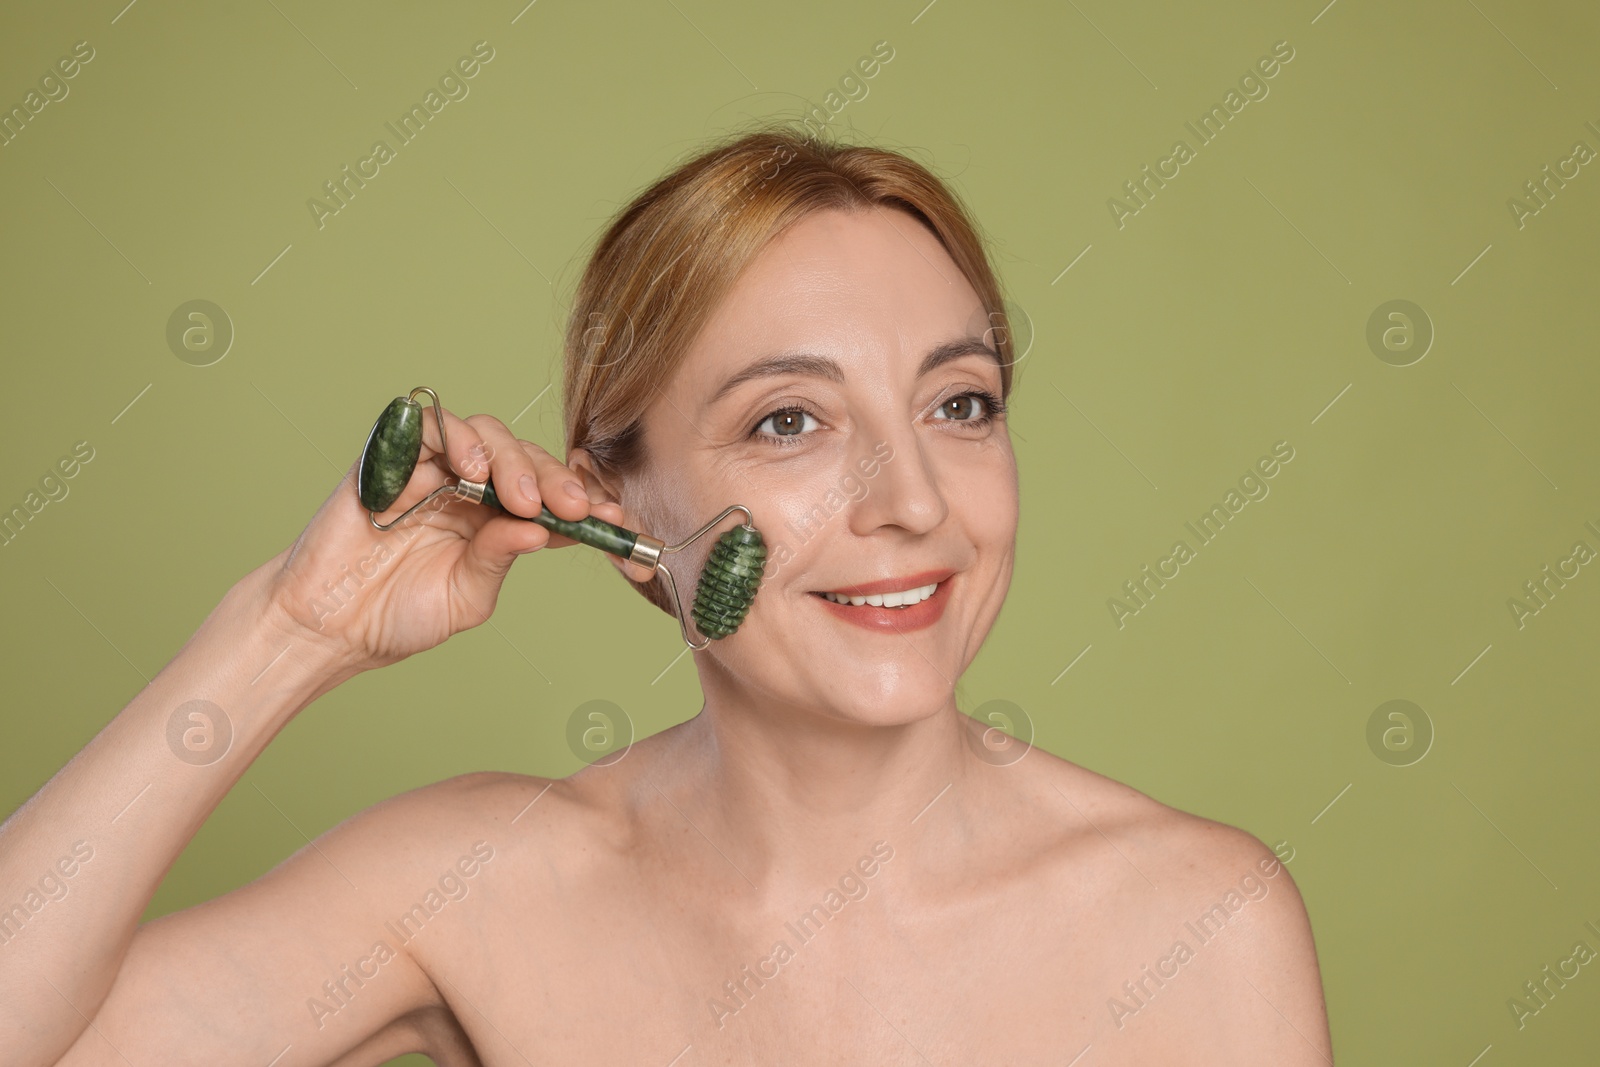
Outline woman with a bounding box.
[1,126,1331,1065]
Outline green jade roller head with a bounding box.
[356,387,766,650]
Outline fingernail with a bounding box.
[520,474,538,502]
[564,480,588,502]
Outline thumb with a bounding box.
[449,514,550,624]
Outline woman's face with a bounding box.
[629,205,1018,726]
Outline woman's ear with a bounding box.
[566,448,658,584]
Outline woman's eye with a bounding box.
[934,392,989,421]
[753,407,819,439]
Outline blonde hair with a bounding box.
[563,122,1017,615]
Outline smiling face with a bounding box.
[599,205,1018,726]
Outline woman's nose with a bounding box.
[844,430,947,537]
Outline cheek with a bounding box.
[747,460,853,558]
[633,460,699,539]
[960,446,1019,546]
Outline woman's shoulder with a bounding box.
[1000,751,1312,965]
[991,751,1330,1056]
[354,768,627,845]
[1018,751,1324,1007]
[1020,748,1294,891]
[295,768,619,881]
[300,768,642,928]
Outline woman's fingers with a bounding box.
[273,399,625,670]
[449,510,549,621]
[408,405,600,552]
[417,404,489,484]
[462,413,589,523]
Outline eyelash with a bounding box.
[750,389,1007,448]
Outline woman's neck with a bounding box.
[646,680,976,890]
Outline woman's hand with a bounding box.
[264,404,605,674]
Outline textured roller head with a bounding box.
[690,524,766,640]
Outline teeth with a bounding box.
[820,582,939,608]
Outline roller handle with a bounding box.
[478,479,642,560]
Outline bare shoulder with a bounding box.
[350,765,645,892]
[1022,750,1299,906]
[289,769,624,1055]
[334,768,624,866]
[312,769,559,866]
[1020,751,1331,1061]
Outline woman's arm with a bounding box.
[0,405,600,1066]
[0,560,401,1064]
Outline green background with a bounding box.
[3,0,1598,1062]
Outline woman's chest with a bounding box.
[421,878,1224,1065]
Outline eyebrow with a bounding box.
[707,336,1002,407]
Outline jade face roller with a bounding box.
[356,386,766,650]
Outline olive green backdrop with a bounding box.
[3,0,1597,1062]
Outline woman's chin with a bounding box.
[834,702,948,729]
[797,675,954,728]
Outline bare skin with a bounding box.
[0,206,1332,1066]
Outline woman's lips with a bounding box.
[818,569,955,597]
[808,573,953,633]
